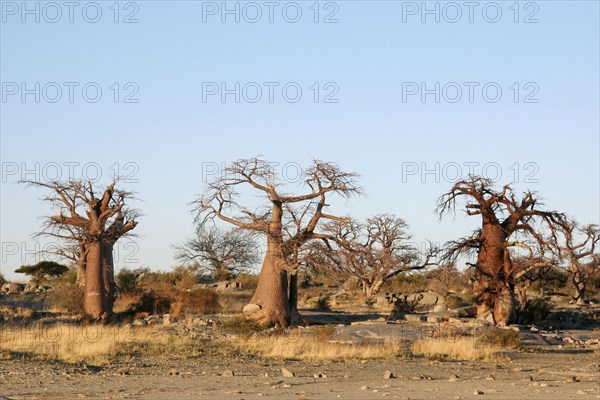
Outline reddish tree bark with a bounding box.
[195,158,361,326]
[438,177,564,325]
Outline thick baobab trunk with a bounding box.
[83,241,107,319]
[245,241,291,326]
[102,242,116,313]
[474,225,516,326]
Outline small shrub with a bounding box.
[316,295,332,311]
[444,294,466,309]
[222,316,264,336]
[516,297,552,324]
[478,327,521,348]
[391,295,420,313]
[126,291,171,316]
[47,282,84,313]
[0,272,7,286]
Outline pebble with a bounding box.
[281,368,295,378]
[383,370,395,380]
[222,370,235,377]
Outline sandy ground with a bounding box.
[1,347,599,400]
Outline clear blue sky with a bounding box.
[1,1,599,281]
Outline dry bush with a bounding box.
[46,282,83,313]
[221,316,264,336]
[516,297,552,324]
[170,288,221,317]
[316,295,332,311]
[478,327,521,348]
[125,291,171,316]
[0,272,7,286]
[412,338,499,362]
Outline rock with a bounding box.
[163,314,171,326]
[8,282,24,294]
[360,386,369,390]
[486,374,495,380]
[281,368,295,378]
[383,370,395,380]
[433,304,447,312]
[449,374,460,381]
[408,291,442,306]
[243,303,261,315]
[473,390,484,395]
[133,319,147,326]
[222,370,235,377]
[169,368,179,376]
[567,376,579,383]
[314,373,327,378]
[478,310,495,324]
[404,314,426,322]
[529,326,539,332]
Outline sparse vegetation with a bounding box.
[412,337,500,362]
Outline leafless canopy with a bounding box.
[194,158,363,271]
[437,176,564,266]
[174,226,259,280]
[305,214,438,297]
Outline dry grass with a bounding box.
[411,338,500,362]
[231,332,407,361]
[0,323,203,365]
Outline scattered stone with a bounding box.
[433,304,448,312]
[486,374,495,381]
[222,370,234,377]
[383,370,395,380]
[474,390,484,395]
[567,376,579,383]
[577,390,586,395]
[169,368,179,376]
[133,319,147,326]
[360,386,369,390]
[449,374,460,382]
[314,373,328,378]
[529,326,539,332]
[243,303,261,315]
[281,368,295,378]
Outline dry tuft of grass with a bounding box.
[0,323,204,365]
[411,338,500,362]
[231,331,407,361]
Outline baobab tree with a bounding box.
[21,179,138,320]
[305,214,438,298]
[437,176,564,325]
[174,226,259,281]
[556,220,599,305]
[194,158,362,326]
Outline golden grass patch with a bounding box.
[411,337,500,362]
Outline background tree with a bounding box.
[556,220,599,304]
[21,179,138,320]
[195,158,361,326]
[174,226,259,281]
[305,214,438,298]
[437,176,564,325]
[15,261,68,284]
